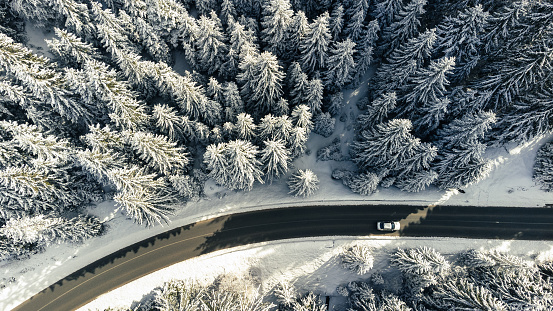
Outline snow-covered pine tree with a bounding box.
[274,281,298,307]
[329,4,344,41]
[412,97,449,135]
[0,214,103,245]
[352,20,379,82]
[144,0,198,47]
[346,172,380,195]
[64,60,149,130]
[124,131,189,175]
[0,33,90,124]
[313,112,335,138]
[482,0,531,54]
[300,12,331,74]
[533,141,553,191]
[324,39,356,91]
[357,92,397,132]
[495,88,553,144]
[220,0,236,26]
[10,0,92,36]
[223,140,264,191]
[305,79,324,114]
[153,104,186,142]
[195,13,228,75]
[380,0,427,56]
[374,0,404,30]
[114,188,176,226]
[327,92,344,116]
[292,292,327,311]
[438,110,496,149]
[207,77,224,104]
[374,28,436,95]
[237,52,260,111]
[288,169,319,197]
[340,244,374,274]
[344,0,369,42]
[401,56,455,118]
[471,42,553,111]
[395,169,438,192]
[131,15,172,64]
[435,140,493,190]
[195,0,217,16]
[243,52,285,117]
[429,278,508,311]
[235,113,256,141]
[288,126,309,158]
[222,81,245,122]
[260,139,290,183]
[287,62,310,107]
[434,5,489,81]
[90,1,139,55]
[391,247,451,287]
[46,28,99,67]
[285,10,309,60]
[203,142,228,187]
[436,110,495,189]
[261,0,294,56]
[291,104,314,132]
[352,119,437,179]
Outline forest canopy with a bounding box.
[0,0,553,261]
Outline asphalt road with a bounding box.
[12,204,553,311]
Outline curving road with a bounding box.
[12,204,553,311]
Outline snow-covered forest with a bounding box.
[104,246,553,310]
[1,0,553,266]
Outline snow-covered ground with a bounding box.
[2,42,553,310]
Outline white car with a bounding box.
[377,221,400,231]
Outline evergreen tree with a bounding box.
[222,81,245,122]
[220,0,236,26]
[353,20,379,82]
[401,57,455,116]
[235,113,256,141]
[327,92,344,116]
[300,12,331,74]
[534,142,553,191]
[395,169,438,192]
[305,79,324,114]
[341,244,374,274]
[329,4,344,41]
[435,5,490,81]
[325,39,356,90]
[285,10,309,59]
[291,104,314,131]
[153,104,185,142]
[124,131,189,175]
[261,0,294,56]
[224,140,264,191]
[260,139,290,183]
[64,60,149,130]
[46,28,99,67]
[391,246,451,287]
[438,110,496,149]
[381,0,427,55]
[352,119,437,178]
[287,62,310,107]
[313,112,335,138]
[132,15,172,64]
[344,0,369,42]
[429,279,508,311]
[206,77,224,103]
[374,0,404,30]
[374,28,437,94]
[0,214,103,245]
[289,127,309,157]
[114,188,176,226]
[435,141,493,189]
[195,14,228,75]
[358,92,397,132]
[288,169,319,197]
[196,0,217,16]
[0,33,90,124]
[346,172,380,196]
[243,52,285,117]
[472,43,553,111]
